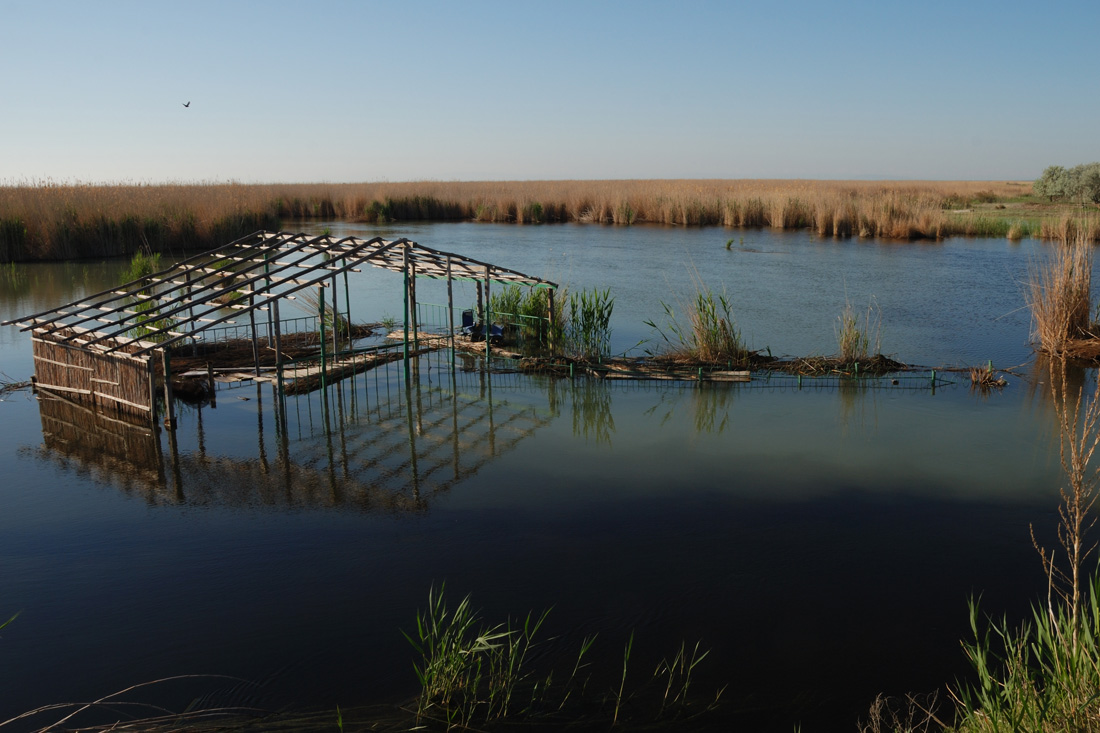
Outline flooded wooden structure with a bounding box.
[29,353,555,513]
[2,230,557,427]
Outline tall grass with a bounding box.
[836,298,882,364]
[403,586,553,726]
[402,586,722,729]
[120,249,161,285]
[951,361,1100,732]
[121,249,176,342]
[488,284,563,349]
[1027,231,1092,355]
[564,288,614,361]
[645,288,749,365]
[0,179,1043,262]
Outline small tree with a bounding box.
[1077,162,1100,205]
[1034,165,1070,202]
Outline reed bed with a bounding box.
[0,179,1038,262]
[1027,230,1093,355]
[645,285,752,366]
[836,298,882,365]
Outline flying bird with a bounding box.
[182,101,190,108]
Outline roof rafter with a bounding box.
[2,230,558,357]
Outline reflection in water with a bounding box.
[1028,354,1096,413]
[571,378,615,444]
[837,378,877,436]
[30,351,557,511]
[691,384,734,434]
[30,352,965,510]
[642,384,738,435]
[32,391,163,490]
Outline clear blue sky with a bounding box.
[2,0,1097,183]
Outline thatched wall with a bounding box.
[31,327,154,416]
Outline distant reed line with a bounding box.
[0,178,1086,262]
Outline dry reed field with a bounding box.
[0,178,1088,262]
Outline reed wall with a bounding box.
[32,328,154,417]
[0,179,1039,262]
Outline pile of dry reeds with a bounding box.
[1028,230,1093,355]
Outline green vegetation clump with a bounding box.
[1034,162,1100,205]
[120,249,161,285]
[486,284,564,350]
[835,298,882,365]
[564,287,614,361]
[402,586,722,730]
[645,288,749,365]
[121,249,176,342]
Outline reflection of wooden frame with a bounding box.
[36,388,162,490]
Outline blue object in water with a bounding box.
[461,309,503,343]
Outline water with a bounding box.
[0,226,1081,730]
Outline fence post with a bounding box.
[319,286,328,393]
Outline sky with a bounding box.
[1,0,1097,184]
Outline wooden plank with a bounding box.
[95,391,154,413]
[33,355,94,371]
[35,382,93,395]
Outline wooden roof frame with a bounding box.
[2,230,558,358]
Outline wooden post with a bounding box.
[476,280,483,327]
[161,348,176,429]
[402,244,410,381]
[318,286,328,393]
[409,260,419,353]
[147,356,157,429]
[186,270,197,357]
[249,293,261,377]
[446,256,455,371]
[547,287,556,354]
[343,267,351,337]
[272,299,284,396]
[206,361,216,408]
[264,249,274,345]
[484,266,491,362]
[330,267,339,360]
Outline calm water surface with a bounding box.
[0,226,1085,730]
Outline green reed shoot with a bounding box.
[613,631,634,726]
[485,284,563,348]
[0,263,27,291]
[120,250,161,285]
[122,249,176,341]
[654,640,725,721]
[403,588,721,729]
[297,288,352,341]
[565,287,614,361]
[402,586,553,727]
